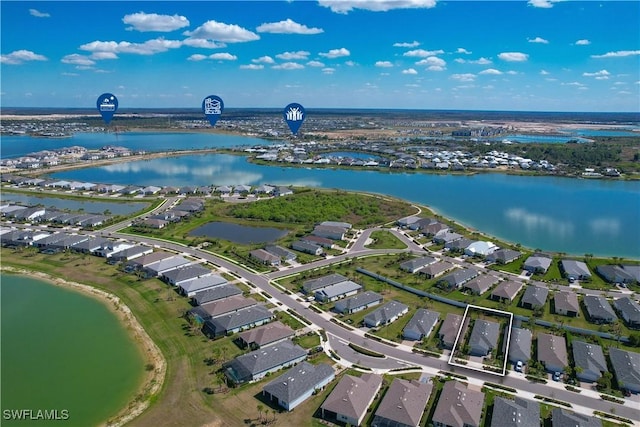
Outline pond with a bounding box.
[189,221,288,244]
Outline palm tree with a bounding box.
[257,404,263,423]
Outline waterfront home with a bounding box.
[253,184,275,195]
[572,341,607,383]
[314,280,362,303]
[523,254,552,274]
[223,340,307,385]
[536,333,568,373]
[139,218,168,229]
[47,234,91,252]
[300,235,334,249]
[143,255,191,277]
[560,259,592,281]
[551,408,603,427]
[462,274,500,295]
[162,264,213,287]
[126,251,173,270]
[508,328,532,364]
[402,308,440,341]
[320,373,382,427]
[234,184,251,194]
[188,295,256,324]
[274,186,293,197]
[422,221,449,237]
[613,297,640,328]
[371,378,433,427]
[302,273,349,294]
[400,256,437,273]
[179,274,228,297]
[202,305,274,339]
[520,285,549,310]
[264,245,297,262]
[445,237,474,252]
[620,265,640,282]
[553,291,580,317]
[491,397,540,427]
[468,319,500,357]
[13,207,45,222]
[486,248,522,265]
[334,291,383,315]
[490,281,523,304]
[608,347,640,394]
[432,230,463,245]
[291,240,324,256]
[236,321,295,350]
[432,380,484,427]
[312,225,346,241]
[263,362,335,411]
[94,241,135,258]
[439,313,463,349]
[249,249,281,266]
[438,268,478,290]
[363,300,409,328]
[192,284,243,305]
[596,264,636,284]
[464,241,498,257]
[397,216,420,228]
[32,232,68,249]
[418,261,455,279]
[583,295,617,324]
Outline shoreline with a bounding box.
[0,266,167,427]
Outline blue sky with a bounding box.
[1,1,639,112]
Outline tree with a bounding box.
[628,333,640,347]
[257,404,264,423]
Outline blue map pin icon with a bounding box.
[97,93,118,125]
[284,103,305,135]
[202,95,224,126]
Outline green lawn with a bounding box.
[365,230,408,249]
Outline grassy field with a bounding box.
[365,230,407,249]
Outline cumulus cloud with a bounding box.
[402,68,418,74]
[479,68,503,75]
[187,54,207,61]
[583,69,610,79]
[319,48,350,58]
[80,38,182,56]
[184,20,259,43]
[0,49,47,65]
[182,38,226,49]
[451,73,476,82]
[528,36,549,44]
[252,56,274,64]
[256,18,323,34]
[91,52,118,60]
[471,57,492,65]
[123,12,189,32]
[575,39,591,46]
[188,53,237,61]
[240,64,264,70]
[540,69,550,75]
[527,0,560,8]
[272,62,304,70]
[276,51,309,60]
[318,0,436,14]
[403,48,444,57]
[322,67,335,74]
[498,52,529,62]
[415,56,446,71]
[456,48,471,54]
[61,54,95,66]
[29,9,50,18]
[307,60,325,67]
[394,41,420,48]
[375,60,393,67]
[591,50,640,59]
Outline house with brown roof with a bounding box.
[371,378,433,427]
[236,321,295,350]
[537,333,568,373]
[490,281,523,304]
[463,274,500,295]
[320,373,383,426]
[439,313,463,349]
[432,380,485,427]
[553,291,580,317]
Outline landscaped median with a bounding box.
[348,343,386,358]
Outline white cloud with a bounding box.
[583,69,610,79]
[402,68,418,74]
[307,60,325,67]
[61,54,95,66]
[575,39,591,46]
[188,54,207,61]
[90,52,118,60]
[240,64,264,70]
[527,0,560,8]
[80,38,182,56]
[591,50,640,59]
[29,9,50,18]
[479,68,502,75]
[528,37,549,44]
[393,41,420,48]
[276,51,310,60]
[256,18,323,34]
[1,50,47,65]
[319,48,350,58]
[184,20,259,43]
[62,72,78,76]
[272,62,304,70]
[209,53,237,61]
[322,67,335,74]
[403,49,444,57]
[415,56,446,70]
[456,48,471,54]
[318,0,436,14]
[123,12,189,32]
[375,61,393,67]
[470,57,492,65]
[498,52,529,62]
[345,60,356,66]
[451,73,476,82]
[540,70,549,75]
[182,38,226,49]
[252,56,275,64]
[563,82,586,87]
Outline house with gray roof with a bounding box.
[291,240,323,256]
[126,251,173,269]
[613,297,640,328]
[551,408,602,427]
[463,274,500,295]
[523,254,552,274]
[264,245,296,261]
[302,273,349,294]
[320,373,383,427]
[583,295,617,324]
[249,249,280,266]
[596,264,636,284]
[468,319,500,357]
[364,300,409,328]
[508,328,532,364]
[439,268,479,289]
[179,274,227,297]
[371,378,433,427]
[621,265,640,282]
[520,285,548,310]
[572,341,607,383]
[334,291,383,314]
[432,380,484,427]
[110,245,153,262]
[143,255,191,277]
[314,280,362,302]
[48,234,90,251]
[223,340,307,384]
[397,216,420,228]
[403,309,440,341]
[263,362,335,411]
[94,241,135,258]
[418,261,455,279]
[537,333,567,373]
[71,237,112,254]
[554,291,580,317]
[193,284,243,305]
[162,263,212,286]
[320,221,352,229]
[609,347,640,393]
[560,259,592,281]
[187,295,256,324]
[237,321,295,350]
[301,235,334,248]
[432,231,463,245]
[439,313,463,349]
[445,237,474,252]
[491,397,540,427]
[487,248,522,265]
[202,305,274,339]
[312,225,346,241]
[400,256,437,273]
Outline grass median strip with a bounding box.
[348,343,385,358]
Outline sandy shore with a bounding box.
[0,266,166,427]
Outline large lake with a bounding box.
[50,153,640,258]
[0,274,144,426]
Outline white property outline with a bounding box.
[448,304,514,377]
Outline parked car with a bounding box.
[515,361,523,372]
[553,371,562,382]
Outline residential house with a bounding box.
[433,231,463,245]
[400,256,437,274]
[263,362,335,411]
[334,291,383,315]
[468,319,500,357]
[608,347,640,394]
[554,291,580,317]
[320,221,352,229]
[520,285,549,310]
[364,300,409,328]
[560,259,592,281]
[486,249,522,265]
[192,284,243,306]
[596,265,636,284]
[320,373,383,427]
[109,245,153,262]
[187,295,256,324]
[397,216,420,228]
[371,378,433,427]
[264,245,297,262]
[537,333,568,373]
[143,255,192,277]
[179,274,227,297]
[300,235,334,249]
[291,240,324,256]
[314,280,362,303]
[418,261,455,279]
[249,249,281,266]
[236,321,295,350]
[439,268,478,290]
[464,241,498,257]
[490,281,523,304]
[613,297,640,328]
[302,273,349,294]
[312,225,346,241]
[523,254,552,274]
[445,237,474,252]
[223,340,307,384]
[551,408,602,427]
[432,380,485,427]
[583,295,617,324]
[439,313,463,349]
[422,221,449,237]
[463,274,500,295]
[126,251,173,270]
[202,305,274,339]
[508,328,532,364]
[94,241,135,258]
[403,309,440,341]
[162,263,212,286]
[490,397,540,427]
[572,341,607,383]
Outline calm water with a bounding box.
[0,193,148,215]
[189,221,288,244]
[1,274,144,426]
[50,153,640,258]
